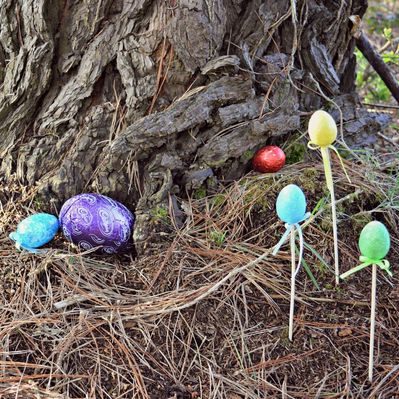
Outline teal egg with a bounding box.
[276,184,307,224]
[9,213,59,250]
[359,221,390,260]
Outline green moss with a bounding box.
[298,167,319,193]
[351,213,373,231]
[194,186,207,200]
[336,202,346,215]
[204,158,226,168]
[302,167,318,180]
[278,326,291,346]
[324,102,335,112]
[335,285,344,294]
[285,141,306,164]
[324,283,334,290]
[242,180,273,210]
[320,216,332,233]
[150,205,169,223]
[339,147,353,160]
[212,194,226,208]
[242,149,255,161]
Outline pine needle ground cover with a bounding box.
[1,156,398,398]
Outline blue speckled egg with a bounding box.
[9,213,59,250]
[59,193,135,254]
[276,184,307,224]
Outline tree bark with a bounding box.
[0,0,376,252]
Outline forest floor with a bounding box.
[1,154,399,398]
[2,2,399,399]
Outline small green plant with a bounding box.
[311,196,328,216]
[296,252,320,290]
[391,123,399,132]
[209,229,227,246]
[383,27,393,41]
[33,195,46,211]
[356,49,391,102]
[382,50,399,63]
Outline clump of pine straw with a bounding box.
[0,158,398,398]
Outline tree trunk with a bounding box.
[0,0,379,253]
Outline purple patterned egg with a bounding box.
[59,193,135,254]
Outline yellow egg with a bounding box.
[308,110,337,146]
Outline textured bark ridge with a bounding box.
[0,0,378,252]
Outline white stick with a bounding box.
[320,147,339,285]
[369,263,377,382]
[330,180,339,286]
[289,227,296,341]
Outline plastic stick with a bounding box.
[320,146,339,285]
[289,226,296,341]
[369,263,377,382]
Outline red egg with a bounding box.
[252,145,286,173]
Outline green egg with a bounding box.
[358,221,390,260]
